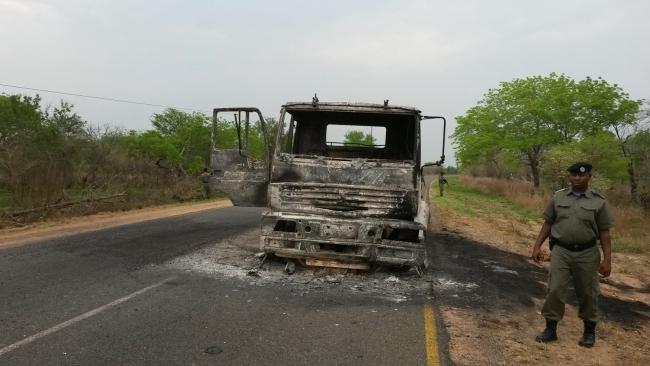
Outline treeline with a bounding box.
[0,93,273,221]
[453,73,650,212]
[422,166,459,175]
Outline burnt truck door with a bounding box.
[210,108,270,207]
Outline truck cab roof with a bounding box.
[283,102,422,115]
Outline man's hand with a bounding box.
[598,260,612,278]
[598,229,612,278]
[531,246,544,263]
[532,221,553,264]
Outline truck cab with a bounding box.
[210,99,445,274]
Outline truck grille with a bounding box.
[273,183,415,217]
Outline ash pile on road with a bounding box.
[166,229,432,302]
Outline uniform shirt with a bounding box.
[201,172,211,184]
[542,188,616,245]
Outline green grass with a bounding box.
[431,176,544,238]
[431,176,542,224]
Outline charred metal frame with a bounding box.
[210,108,270,207]
[210,101,445,272]
[420,116,447,174]
[260,102,431,272]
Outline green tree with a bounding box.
[215,118,239,150]
[0,94,94,206]
[0,94,44,205]
[258,117,286,155]
[151,108,210,136]
[343,130,376,146]
[124,130,181,168]
[126,109,213,176]
[453,73,640,187]
[575,131,628,182]
[540,132,627,192]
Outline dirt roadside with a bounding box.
[0,200,233,249]
[428,196,650,365]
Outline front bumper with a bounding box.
[260,211,428,267]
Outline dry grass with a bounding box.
[458,176,551,213]
[609,205,649,253]
[458,176,650,254]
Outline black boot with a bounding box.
[535,318,558,343]
[579,321,596,348]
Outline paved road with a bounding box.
[0,202,448,365]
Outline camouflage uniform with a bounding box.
[438,173,448,197]
[201,171,211,199]
[541,188,615,323]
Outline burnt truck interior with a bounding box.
[279,110,418,162]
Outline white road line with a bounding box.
[0,277,175,357]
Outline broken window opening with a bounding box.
[215,111,266,160]
[326,125,386,148]
[276,110,417,161]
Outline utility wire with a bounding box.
[0,83,211,113]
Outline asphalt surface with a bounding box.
[0,201,449,366]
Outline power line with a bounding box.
[0,83,211,113]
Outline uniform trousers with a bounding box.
[202,184,211,199]
[542,245,601,323]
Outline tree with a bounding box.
[150,108,210,136]
[627,129,650,212]
[124,130,183,173]
[540,131,627,191]
[343,130,376,146]
[444,166,459,175]
[0,94,44,205]
[453,73,640,187]
[125,109,213,176]
[0,94,95,206]
[258,117,287,155]
[610,99,650,201]
[78,124,124,187]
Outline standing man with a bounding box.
[201,167,211,199]
[438,171,449,197]
[531,162,615,348]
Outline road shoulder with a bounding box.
[427,181,650,366]
[0,200,233,249]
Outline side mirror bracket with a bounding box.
[420,115,446,176]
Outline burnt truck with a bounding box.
[210,99,445,275]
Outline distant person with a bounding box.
[531,162,615,348]
[438,171,449,197]
[201,168,211,199]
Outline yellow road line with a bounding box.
[424,303,440,366]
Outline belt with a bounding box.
[549,238,597,252]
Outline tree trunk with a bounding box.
[627,161,637,201]
[531,162,540,187]
[526,148,541,188]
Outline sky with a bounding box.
[1,0,649,166]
